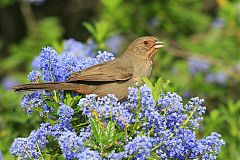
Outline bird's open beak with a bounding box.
[154,40,164,49]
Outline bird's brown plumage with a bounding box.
[13,36,164,100]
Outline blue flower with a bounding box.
[58,131,85,159]
[28,0,45,4]
[39,47,59,82]
[10,123,50,159]
[105,34,124,55]
[187,57,210,75]
[28,123,50,148]
[10,138,40,159]
[13,84,225,159]
[21,91,43,115]
[157,129,197,159]
[79,94,133,128]
[205,71,228,85]
[57,104,74,130]
[96,51,115,62]
[157,93,185,132]
[79,127,91,141]
[28,70,41,82]
[77,148,102,160]
[77,51,114,71]
[79,57,99,70]
[0,150,3,160]
[185,97,206,129]
[124,136,154,159]
[56,52,81,82]
[1,76,18,90]
[31,56,40,70]
[49,124,65,138]
[64,38,96,59]
[149,17,160,27]
[140,85,155,108]
[191,132,225,159]
[108,150,124,160]
[212,18,225,28]
[58,104,74,118]
[79,94,118,119]
[127,86,139,109]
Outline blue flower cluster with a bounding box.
[187,57,210,75]
[10,123,50,159]
[28,0,45,5]
[124,136,154,159]
[77,85,224,159]
[21,91,43,115]
[105,34,124,55]
[64,38,96,59]
[187,56,228,85]
[212,18,225,28]
[0,150,2,160]
[1,76,18,90]
[10,44,225,159]
[205,71,228,85]
[57,104,74,130]
[10,104,96,160]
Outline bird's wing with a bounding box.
[68,57,133,82]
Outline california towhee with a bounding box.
[13,36,164,100]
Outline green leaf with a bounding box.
[153,77,171,101]
[142,76,154,90]
[45,99,59,111]
[143,77,170,101]
[102,121,116,144]
[86,138,99,149]
[63,93,71,106]
[90,117,102,143]
[106,121,116,138]
[71,95,81,106]
[100,0,122,8]
[111,132,124,142]
[83,22,95,35]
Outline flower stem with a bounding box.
[180,109,195,129]
[53,90,59,103]
[36,143,44,160]
[131,105,141,136]
[25,149,32,159]
[131,91,142,136]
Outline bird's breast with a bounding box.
[133,60,153,78]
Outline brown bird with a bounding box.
[13,36,164,100]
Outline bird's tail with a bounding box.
[13,82,80,92]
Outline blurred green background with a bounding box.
[0,0,239,159]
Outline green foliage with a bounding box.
[88,117,124,154]
[0,0,14,6]
[64,93,82,107]
[83,21,115,49]
[97,0,210,36]
[142,77,170,101]
[0,17,63,75]
[100,0,132,31]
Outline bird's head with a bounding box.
[126,36,164,60]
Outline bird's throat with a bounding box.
[148,49,158,60]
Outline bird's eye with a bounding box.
[144,41,148,45]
